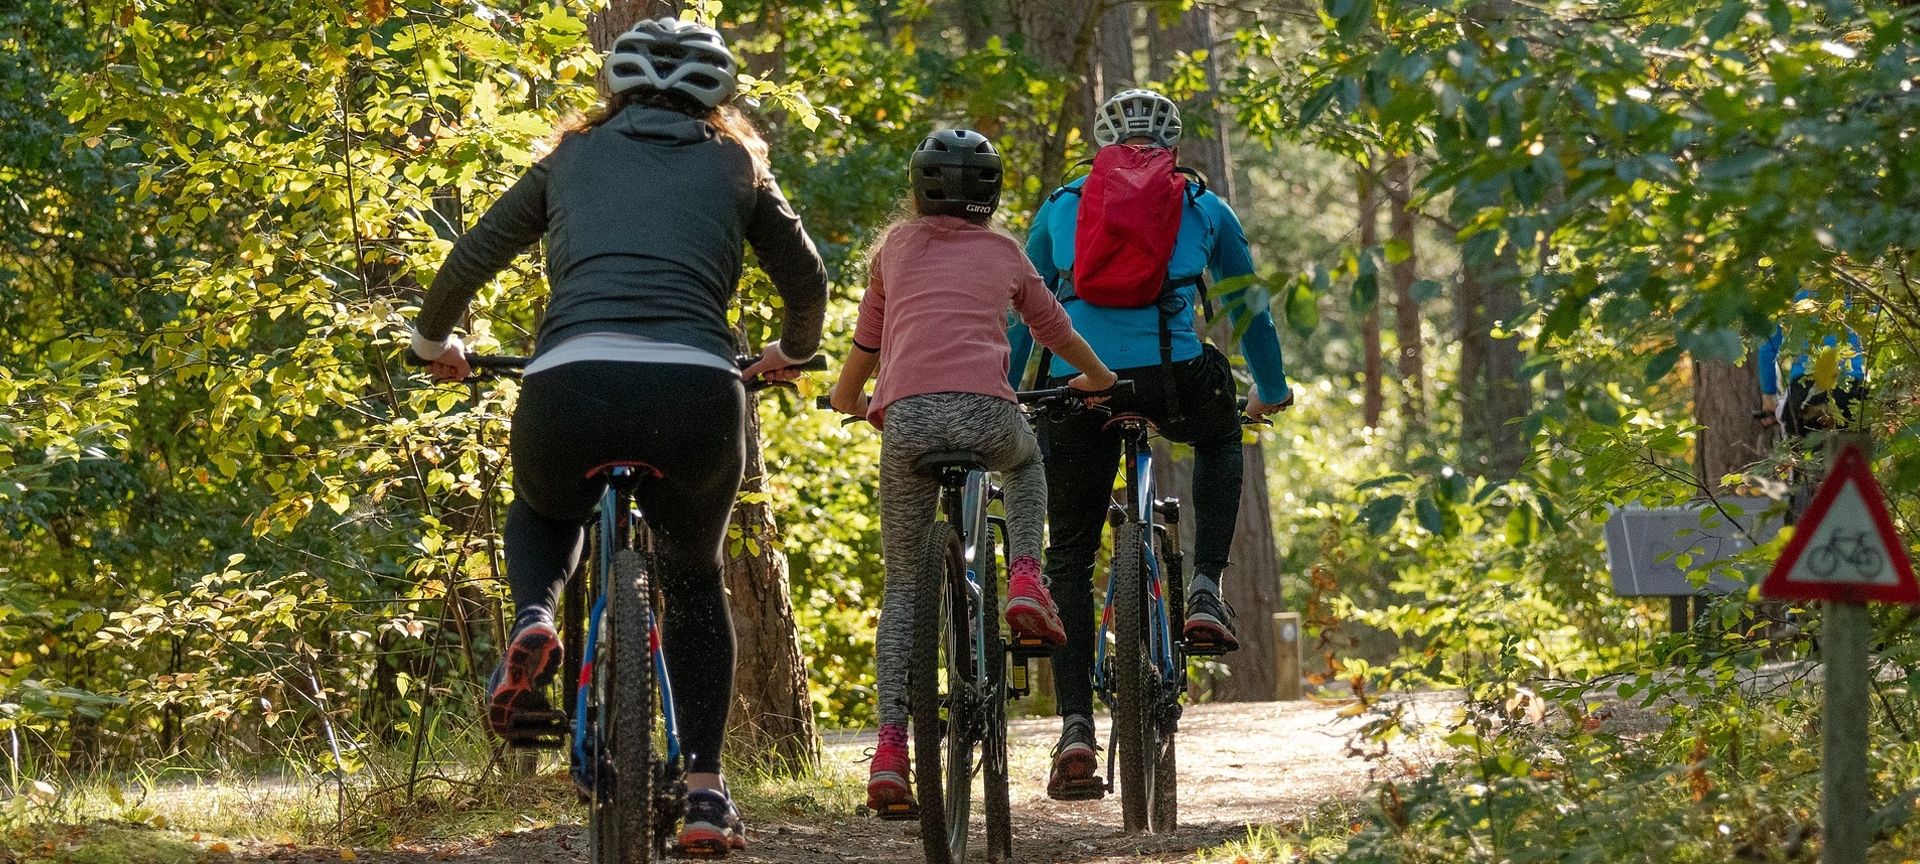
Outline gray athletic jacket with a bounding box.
[414,105,828,362]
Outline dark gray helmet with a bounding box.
[603,18,738,108]
[910,129,1002,220]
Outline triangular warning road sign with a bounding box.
[1762,446,1919,604]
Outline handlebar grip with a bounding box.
[736,352,829,373]
[816,395,834,410]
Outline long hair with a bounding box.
[555,89,771,180]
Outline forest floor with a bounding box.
[13,695,1463,864]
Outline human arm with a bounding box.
[410,159,552,379]
[741,176,830,381]
[1006,200,1058,389]
[1758,324,1784,409]
[830,346,879,417]
[1206,198,1291,415]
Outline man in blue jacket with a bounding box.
[1008,88,1293,800]
[1758,292,1868,440]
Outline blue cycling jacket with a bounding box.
[1006,175,1290,404]
[1758,291,1867,395]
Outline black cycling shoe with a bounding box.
[677,788,748,857]
[1046,715,1105,801]
[1183,590,1240,655]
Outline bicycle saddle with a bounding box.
[1102,412,1160,432]
[912,450,989,474]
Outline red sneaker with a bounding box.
[485,621,561,738]
[1005,557,1067,647]
[867,724,917,819]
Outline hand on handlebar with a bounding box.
[418,337,471,383]
[1066,368,1119,406]
[829,387,870,418]
[1245,389,1294,420]
[739,343,807,385]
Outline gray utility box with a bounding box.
[1604,497,1787,597]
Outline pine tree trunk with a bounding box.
[1358,166,1383,429]
[1388,156,1425,422]
[1167,4,1281,704]
[589,0,678,52]
[1692,357,1766,490]
[1018,0,1100,199]
[722,403,818,770]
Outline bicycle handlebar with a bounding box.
[406,349,826,389]
[1014,381,1134,405]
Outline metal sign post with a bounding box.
[1759,433,1917,864]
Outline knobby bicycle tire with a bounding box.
[598,549,656,864]
[981,534,1011,863]
[1110,521,1155,833]
[912,523,971,864]
[1153,535,1182,832]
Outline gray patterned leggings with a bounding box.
[875,392,1046,728]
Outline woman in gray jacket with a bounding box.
[407,19,826,856]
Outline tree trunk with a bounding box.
[1166,4,1279,704]
[1692,356,1766,490]
[1017,0,1100,201]
[589,0,678,51]
[1482,251,1530,478]
[1358,165,1383,429]
[1094,3,1135,122]
[1388,156,1425,422]
[722,403,818,770]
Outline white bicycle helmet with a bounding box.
[1093,88,1182,148]
[602,18,738,109]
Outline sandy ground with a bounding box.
[212,696,1459,864]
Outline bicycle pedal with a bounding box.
[875,801,919,821]
[1008,636,1054,659]
[1050,778,1107,801]
[1182,638,1233,657]
[501,710,569,749]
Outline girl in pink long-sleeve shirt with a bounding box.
[830,130,1116,815]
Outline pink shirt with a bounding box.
[854,216,1077,427]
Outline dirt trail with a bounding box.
[253,698,1441,864]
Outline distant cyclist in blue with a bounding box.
[1758,291,1868,439]
[1007,88,1292,800]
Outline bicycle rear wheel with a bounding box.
[1110,522,1155,833]
[912,523,974,864]
[590,549,655,864]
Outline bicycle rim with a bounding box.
[1110,522,1154,833]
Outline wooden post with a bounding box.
[1824,430,1873,864]
[1272,612,1302,701]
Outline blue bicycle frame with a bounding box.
[1092,432,1180,708]
[571,467,682,789]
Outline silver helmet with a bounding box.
[603,18,738,109]
[1093,88,1182,148]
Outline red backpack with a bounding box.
[1066,145,1199,307]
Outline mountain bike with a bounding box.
[818,385,1117,864]
[1055,396,1266,834]
[415,349,823,864]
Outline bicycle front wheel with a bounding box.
[1110,522,1156,834]
[590,549,655,864]
[912,522,974,864]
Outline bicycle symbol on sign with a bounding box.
[1807,529,1884,582]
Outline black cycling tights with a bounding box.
[505,360,745,775]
